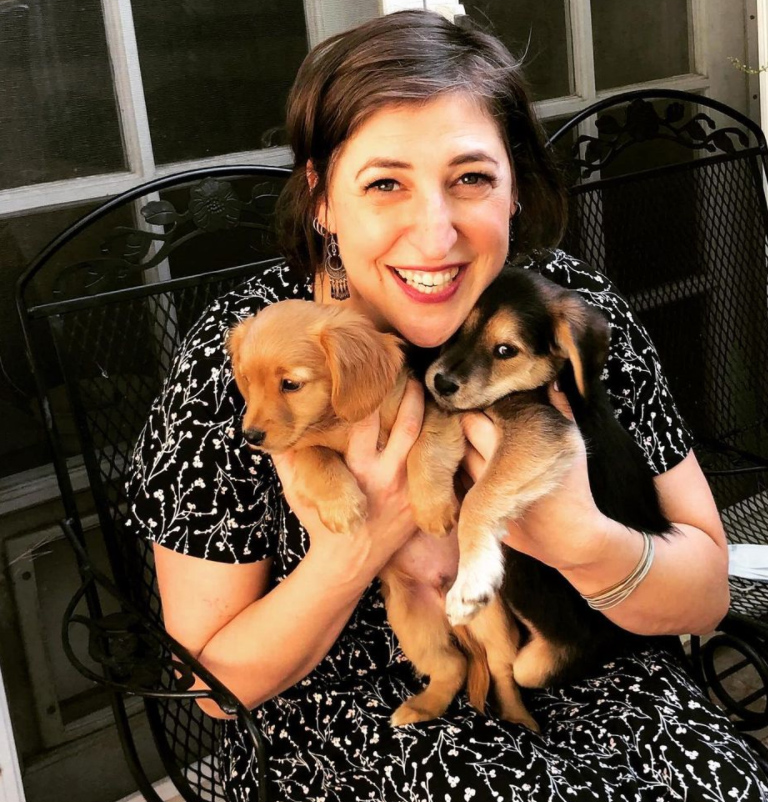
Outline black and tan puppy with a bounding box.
[426,266,673,687]
[228,300,537,728]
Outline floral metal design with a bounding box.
[572,98,751,179]
[51,177,284,299]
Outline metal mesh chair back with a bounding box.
[17,167,290,802]
[549,90,768,617]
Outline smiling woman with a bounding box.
[128,10,768,802]
[316,95,516,345]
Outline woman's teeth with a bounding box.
[393,267,460,294]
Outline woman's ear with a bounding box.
[551,295,610,399]
[306,160,336,233]
[319,313,404,422]
[306,159,318,193]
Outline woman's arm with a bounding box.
[156,535,372,717]
[559,450,729,635]
[156,381,425,717]
[461,395,729,637]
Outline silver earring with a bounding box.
[515,200,522,215]
[313,217,328,237]
[324,232,350,301]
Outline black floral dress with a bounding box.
[126,251,768,802]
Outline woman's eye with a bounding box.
[457,172,495,187]
[281,378,304,393]
[365,178,399,193]
[493,344,519,360]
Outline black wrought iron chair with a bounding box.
[549,89,768,731]
[16,166,292,802]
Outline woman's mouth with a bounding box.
[390,265,465,302]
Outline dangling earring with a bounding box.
[313,217,350,300]
[324,232,349,301]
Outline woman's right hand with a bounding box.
[272,379,425,587]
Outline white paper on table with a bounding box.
[728,544,768,581]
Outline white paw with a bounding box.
[445,548,504,626]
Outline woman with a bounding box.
[126,10,767,801]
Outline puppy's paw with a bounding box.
[412,493,459,538]
[390,696,443,727]
[445,551,504,626]
[317,486,367,535]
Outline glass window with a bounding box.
[131,0,309,164]
[461,0,573,100]
[0,0,125,190]
[592,0,692,91]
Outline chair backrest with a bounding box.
[16,165,290,802]
[549,90,768,518]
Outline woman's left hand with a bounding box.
[460,383,608,571]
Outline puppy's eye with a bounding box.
[281,378,304,393]
[493,344,519,360]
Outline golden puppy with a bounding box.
[228,299,537,730]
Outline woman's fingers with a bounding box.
[461,443,486,484]
[271,451,310,515]
[460,412,499,483]
[345,408,382,475]
[381,379,424,466]
[460,411,498,461]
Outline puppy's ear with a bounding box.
[551,294,610,398]
[226,316,256,399]
[319,313,405,422]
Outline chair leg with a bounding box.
[699,632,768,731]
[111,693,167,802]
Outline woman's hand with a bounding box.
[273,379,424,588]
[460,383,607,571]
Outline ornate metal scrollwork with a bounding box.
[572,98,751,179]
[71,609,195,691]
[51,177,283,299]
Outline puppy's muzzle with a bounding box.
[243,427,266,447]
[433,372,460,398]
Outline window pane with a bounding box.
[461,0,573,100]
[132,0,308,164]
[592,0,692,91]
[0,0,125,190]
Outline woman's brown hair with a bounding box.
[276,10,567,277]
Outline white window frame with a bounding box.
[0,0,300,217]
[0,0,755,218]
[0,665,25,802]
[758,0,768,133]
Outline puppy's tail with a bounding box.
[454,625,491,712]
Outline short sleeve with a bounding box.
[125,267,308,563]
[533,250,694,475]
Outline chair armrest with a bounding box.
[58,517,270,801]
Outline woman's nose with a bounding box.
[407,192,458,259]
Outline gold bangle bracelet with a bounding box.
[581,531,655,611]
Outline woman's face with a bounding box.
[318,93,517,348]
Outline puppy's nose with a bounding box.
[433,372,460,397]
[243,428,266,446]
